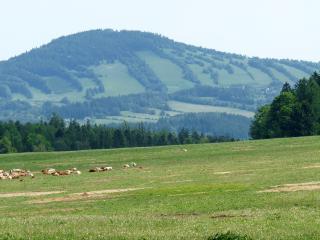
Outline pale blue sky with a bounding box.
[0,0,319,61]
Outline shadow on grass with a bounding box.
[208,231,252,240]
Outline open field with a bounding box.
[137,51,195,93]
[91,62,146,97]
[168,100,255,118]
[1,137,320,239]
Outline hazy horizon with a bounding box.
[1,0,319,62]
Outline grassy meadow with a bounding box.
[168,100,255,118]
[1,136,320,239]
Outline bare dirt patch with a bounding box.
[259,182,320,193]
[29,188,144,204]
[72,188,143,196]
[160,212,200,218]
[0,191,64,198]
[214,171,232,175]
[209,169,253,176]
[160,174,182,178]
[162,180,193,184]
[302,164,320,169]
[28,195,97,204]
[211,213,251,219]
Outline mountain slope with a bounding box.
[0,29,319,130]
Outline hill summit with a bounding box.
[0,29,319,133]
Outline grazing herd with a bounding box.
[0,162,138,181]
[42,168,82,176]
[123,162,137,168]
[0,148,187,181]
[89,166,113,172]
[0,169,34,180]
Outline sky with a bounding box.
[0,0,319,61]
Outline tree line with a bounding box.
[42,92,169,119]
[250,72,320,139]
[0,114,235,154]
[149,112,251,140]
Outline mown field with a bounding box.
[1,136,320,239]
[168,101,255,118]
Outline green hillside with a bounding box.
[0,29,319,136]
[1,136,320,239]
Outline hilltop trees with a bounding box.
[250,72,320,139]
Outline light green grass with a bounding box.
[136,51,195,93]
[218,67,254,86]
[120,111,159,121]
[31,74,94,103]
[280,64,310,81]
[21,87,85,105]
[44,76,75,94]
[91,61,146,97]
[189,64,214,86]
[168,100,255,118]
[91,111,160,125]
[1,137,320,239]
[269,69,292,85]
[247,66,273,86]
[78,77,97,89]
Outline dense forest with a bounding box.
[0,115,234,154]
[250,72,320,139]
[149,112,251,139]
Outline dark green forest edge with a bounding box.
[251,72,320,139]
[0,115,234,154]
[0,29,319,139]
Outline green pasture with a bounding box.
[0,137,320,239]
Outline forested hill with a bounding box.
[0,29,319,138]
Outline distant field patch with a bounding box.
[260,182,320,193]
[246,66,273,86]
[0,191,64,198]
[91,61,145,96]
[189,64,213,86]
[218,67,254,86]
[30,188,144,204]
[44,76,74,94]
[136,51,194,93]
[168,101,255,118]
[92,111,160,125]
